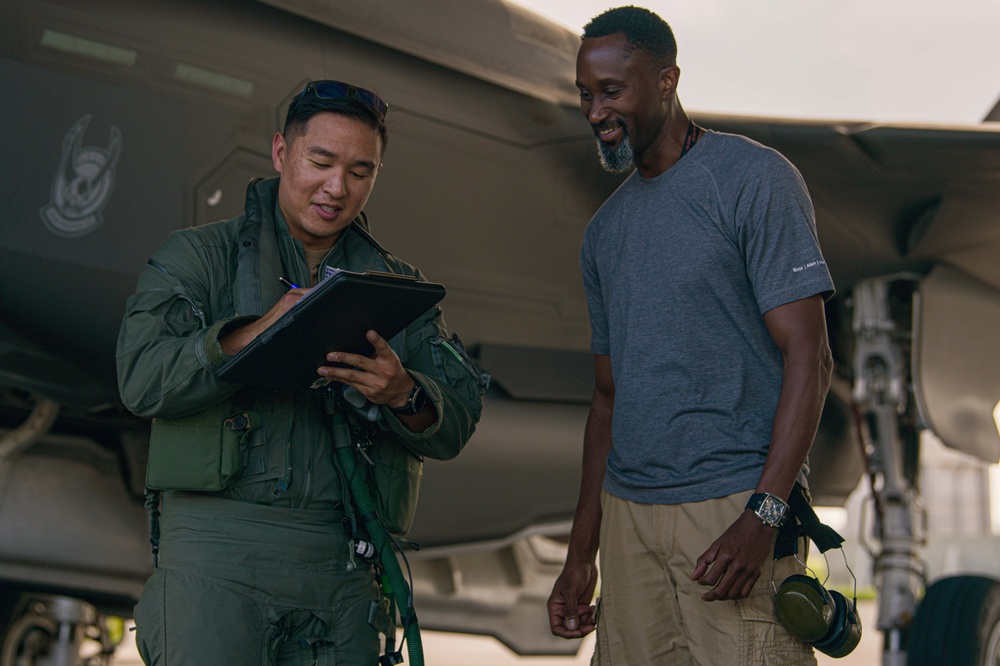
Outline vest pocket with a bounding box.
[230,426,290,492]
[146,402,242,491]
[234,428,271,482]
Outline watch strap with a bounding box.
[389,376,427,415]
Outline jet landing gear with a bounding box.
[0,595,119,666]
[853,277,1000,666]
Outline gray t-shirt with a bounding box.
[581,130,834,505]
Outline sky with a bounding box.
[511,0,1000,125]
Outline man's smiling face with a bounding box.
[576,33,672,174]
[272,112,382,251]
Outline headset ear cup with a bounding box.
[812,590,863,658]
[775,574,834,642]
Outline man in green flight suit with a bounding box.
[116,80,486,665]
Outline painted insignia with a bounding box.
[40,114,123,237]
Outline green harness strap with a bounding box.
[330,408,423,666]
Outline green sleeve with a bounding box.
[116,233,248,419]
[379,306,488,460]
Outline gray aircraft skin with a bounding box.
[1,0,999,664]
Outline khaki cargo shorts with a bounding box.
[592,490,816,666]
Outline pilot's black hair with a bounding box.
[283,92,389,155]
[582,6,677,67]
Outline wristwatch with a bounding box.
[390,379,428,415]
[745,492,789,528]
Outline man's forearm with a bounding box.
[758,345,832,498]
[565,392,614,564]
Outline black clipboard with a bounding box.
[216,269,446,390]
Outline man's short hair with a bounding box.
[283,83,389,154]
[582,6,677,67]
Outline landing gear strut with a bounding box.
[853,277,1000,666]
[0,595,118,666]
[852,277,925,666]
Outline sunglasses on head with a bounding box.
[301,80,388,121]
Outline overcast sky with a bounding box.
[512,0,1000,125]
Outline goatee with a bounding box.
[595,132,635,173]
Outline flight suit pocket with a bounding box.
[229,427,293,501]
[231,428,274,484]
[430,335,489,411]
[146,403,243,491]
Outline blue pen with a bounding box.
[278,277,299,290]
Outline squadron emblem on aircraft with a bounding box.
[40,114,122,237]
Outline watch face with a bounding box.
[759,495,786,525]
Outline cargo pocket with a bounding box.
[146,403,243,491]
[232,428,271,482]
[227,427,294,499]
[736,589,815,666]
[430,335,489,409]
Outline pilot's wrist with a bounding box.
[389,373,427,414]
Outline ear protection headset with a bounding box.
[775,573,862,658]
[771,484,863,658]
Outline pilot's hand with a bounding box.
[220,287,308,356]
[691,511,776,601]
[318,330,413,407]
[547,560,598,639]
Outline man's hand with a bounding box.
[220,287,308,356]
[318,330,413,407]
[547,560,598,638]
[690,511,777,601]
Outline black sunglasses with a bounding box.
[301,80,388,122]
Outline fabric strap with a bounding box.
[774,482,846,559]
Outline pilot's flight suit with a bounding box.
[117,177,485,665]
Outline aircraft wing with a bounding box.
[255,0,582,106]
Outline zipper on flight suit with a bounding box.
[147,258,208,329]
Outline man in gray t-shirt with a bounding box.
[582,129,833,507]
[548,7,834,665]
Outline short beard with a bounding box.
[595,133,635,173]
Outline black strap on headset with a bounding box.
[775,483,846,559]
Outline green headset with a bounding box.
[776,573,862,658]
[772,485,863,658]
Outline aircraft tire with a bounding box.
[906,575,1000,666]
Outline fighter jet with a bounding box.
[1,0,999,664]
